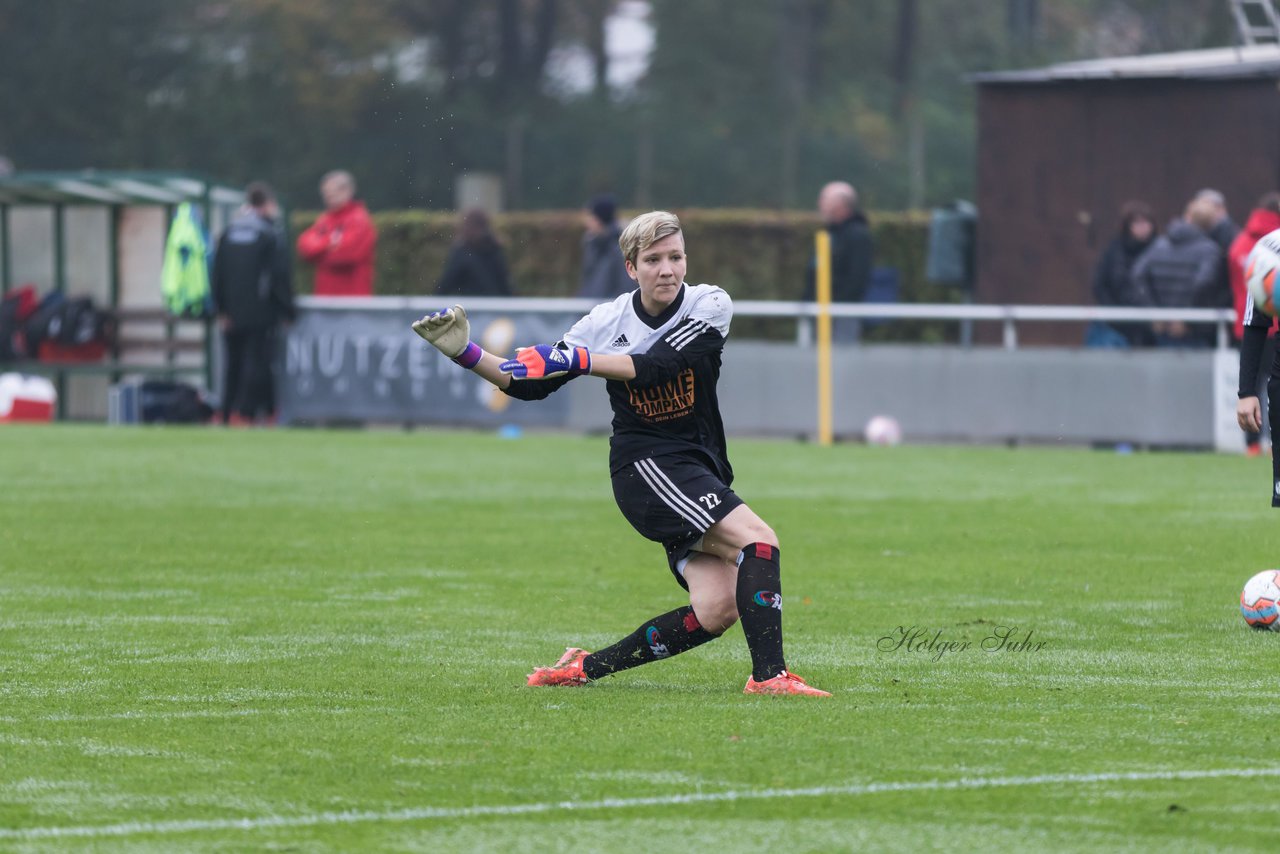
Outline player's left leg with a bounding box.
[700,505,831,696]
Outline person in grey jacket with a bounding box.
[577,194,634,301]
[1130,197,1226,348]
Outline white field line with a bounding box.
[3,767,1279,841]
[0,706,374,725]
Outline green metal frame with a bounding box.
[52,203,66,292]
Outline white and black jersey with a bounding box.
[504,283,734,482]
[1243,293,1276,332]
[1240,292,1278,398]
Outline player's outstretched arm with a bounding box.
[498,345,638,382]
[410,305,513,389]
[583,353,635,380]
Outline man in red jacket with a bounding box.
[296,170,377,296]
[1229,192,1280,455]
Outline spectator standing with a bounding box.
[1229,192,1280,454]
[1090,200,1156,347]
[1196,188,1240,253]
[435,209,513,297]
[296,170,377,296]
[212,182,295,425]
[1229,193,1280,341]
[804,181,873,342]
[1131,197,1225,348]
[577,193,633,300]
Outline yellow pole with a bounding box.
[814,229,834,446]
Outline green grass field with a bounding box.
[2,425,1278,852]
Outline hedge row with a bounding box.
[289,208,959,340]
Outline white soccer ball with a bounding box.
[864,415,902,446]
[1241,569,1280,630]
[1245,229,1280,317]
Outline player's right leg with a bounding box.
[526,647,591,686]
[683,552,739,634]
[526,566,724,687]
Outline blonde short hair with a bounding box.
[619,211,682,266]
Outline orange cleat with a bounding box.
[526,647,591,687]
[743,670,832,697]
[1247,443,1264,458]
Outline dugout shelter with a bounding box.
[0,171,243,418]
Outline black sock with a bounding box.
[736,542,786,681]
[583,606,719,680]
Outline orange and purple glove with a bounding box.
[499,345,591,380]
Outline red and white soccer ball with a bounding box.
[1245,229,1280,317]
[1240,569,1280,630]
[864,415,902,447]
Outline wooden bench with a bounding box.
[15,307,211,419]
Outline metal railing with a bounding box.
[298,296,1238,351]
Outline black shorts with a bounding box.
[611,453,744,590]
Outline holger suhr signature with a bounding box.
[877,625,1046,662]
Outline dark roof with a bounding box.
[972,44,1280,84]
[0,171,242,206]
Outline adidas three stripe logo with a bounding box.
[666,320,709,351]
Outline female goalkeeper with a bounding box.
[411,211,829,696]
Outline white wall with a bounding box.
[65,207,110,302]
[8,207,54,292]
[117,206,167,308]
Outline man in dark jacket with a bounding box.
[212,182,295,424]
[1196,188,1239,254]
[577,194,633,301]
[1130,197,1224,348]
[804,181,874,342]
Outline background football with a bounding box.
[1240,569,1280,630]
[864,414,903,446]
[1244,229,1280,317]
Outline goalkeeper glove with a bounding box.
[411,305,482,368]
[499,345,591,380]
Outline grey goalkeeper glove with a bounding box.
[412,305,484,368]
[412,305,470,357]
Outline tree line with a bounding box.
[0,0,1234,213]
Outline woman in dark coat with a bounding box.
[435,209,513,297]
[1091,200,1157,347]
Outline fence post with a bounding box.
[815,230,833,446]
